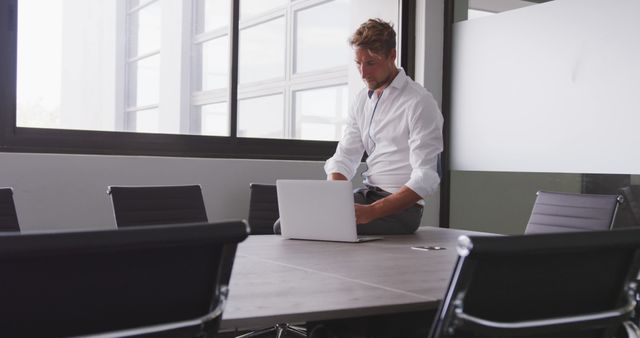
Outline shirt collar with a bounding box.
[389,67,407,90]
[367,68,407,99]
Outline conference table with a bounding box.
[220,226,492,331]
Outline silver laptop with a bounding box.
[276,179,382,243]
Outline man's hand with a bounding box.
[328,172,348,181]
[355,186,422,224]
[355,203,379,224]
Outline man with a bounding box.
[325,18,443,235]
[306,18,443,338]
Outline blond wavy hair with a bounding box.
[348,18,396,57]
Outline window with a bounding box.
[16,0,62,129]
[1,0,409,159]
[294,85,348,141]
[126,0,161,133]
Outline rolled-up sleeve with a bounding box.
[324,99,365,180]
[405,93,444,198]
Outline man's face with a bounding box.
[354,47,396,90]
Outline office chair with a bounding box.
[616,186,640,329]
[616,185,640,228]
[525,190,623,234]
[0,187,20,232]
[0,221,248,338]
[108,184,208,227]
[247,183,279,235]
[429,229,640,338]
[239,184,306,337]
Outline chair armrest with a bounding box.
[450,290,635,336]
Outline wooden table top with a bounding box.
[220,226,491,330]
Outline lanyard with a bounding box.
[367,91,383,154]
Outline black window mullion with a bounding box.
[400,0,416,78]
[0,0,18,146]
[439,0,455,228]
[229,0,239,138]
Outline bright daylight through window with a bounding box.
[17,0,351,142]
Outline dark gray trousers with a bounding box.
[354,185,423,235]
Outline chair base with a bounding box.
[624,321,640,338]
[236,323,307,338]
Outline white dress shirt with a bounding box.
[324,69,443,200]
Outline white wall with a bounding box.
[414,0,445,228]
[451,0,640,174]
[0,153,325,232]
[415,0,444,104]
[468,0,534,13]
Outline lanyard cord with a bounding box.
[363,91,383,180]
[367,91,383,154]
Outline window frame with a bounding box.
[0,0,413,160]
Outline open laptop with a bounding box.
[276,179,382,243]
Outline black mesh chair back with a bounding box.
[108,185,208,227]
[0,188,19,232]
[429,229,640,338]
[616,185,640,228]
[247,183,279,234]
[0,221,248,338]
[525,190,622,234]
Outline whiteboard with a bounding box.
[451,0,640,174]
